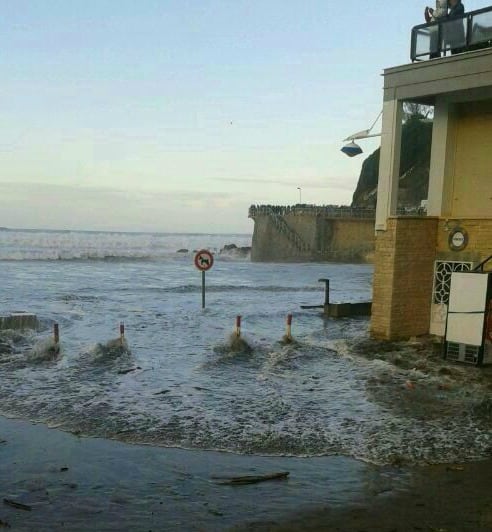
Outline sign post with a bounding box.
[194,249,214,308]
[202,271,206,308]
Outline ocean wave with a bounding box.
[1,344,491,466]
[53,285,322,297]
[0,252,253,263]
[164,284,322,293]
[6,258,480,466]
[0,229,252,262]
[27,338,61,363]
[1,253,179,262]
[86,338,132,364]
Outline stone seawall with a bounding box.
[249,205,375,263]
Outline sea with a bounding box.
[0,228,491,467]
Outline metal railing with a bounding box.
[411,5,492,61]
[264,207,311,252]
[248,204,376,219]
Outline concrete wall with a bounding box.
[436,219,492,264]
[450,103,492,218]
[251,214,375,262]
[371,217,492,340]
[251,214,312,262]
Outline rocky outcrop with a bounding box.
[219,244,251,258]
[352,116,433,209]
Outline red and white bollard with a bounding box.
[235,316,241,338]
[286,314,293,341]
[53,323,60,345]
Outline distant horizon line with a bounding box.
[0,226,252,237]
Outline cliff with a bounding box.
[351,116,433,209]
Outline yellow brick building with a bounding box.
[371,30,492,340]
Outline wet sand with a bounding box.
[0,416,406,531]
[1,416,491,531]
[242,461,492,531]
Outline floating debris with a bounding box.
[212,471,290,485]
[3,499,32,511]
[117,366,141,375]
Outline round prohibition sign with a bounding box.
[194,249,214,271]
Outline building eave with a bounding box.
[381,48,492,104]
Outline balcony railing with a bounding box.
[411,5,492,61]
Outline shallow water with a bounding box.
[0,416,408,532]
[1,229,491,465]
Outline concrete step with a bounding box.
[0,312,39,330]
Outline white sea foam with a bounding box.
[0,229,252,261]
[1,246,491,465]
[88,338,132,363]
[27,338,60,362]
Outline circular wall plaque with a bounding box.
[448,227,468,251]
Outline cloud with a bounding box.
[213,177,354,191]
[0,181,232,203]
[0,181,252,232]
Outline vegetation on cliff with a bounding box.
[351,113,433,209]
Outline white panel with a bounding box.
[448,272,488,312]
[430,303,448,336]
[446,313,485,345]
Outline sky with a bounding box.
[0,0,485,233]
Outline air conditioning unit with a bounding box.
[445,268,492,366]
[446,340,481,365]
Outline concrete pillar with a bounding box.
[427,97,455,217]
[375,95,403,231]
[371,218,438,340]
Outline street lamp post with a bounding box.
[297,187,302,204]
[341,111,382,157]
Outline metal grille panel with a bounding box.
[464,344,479,364]
[433,261,473,305]
[446,342,460,362]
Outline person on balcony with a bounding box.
[425,0,448,23]
[425,0,448,58]
[446,0,465,54]
[448,0,464,17]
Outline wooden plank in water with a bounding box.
[213,471,290,485]
[3,498,32,511]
